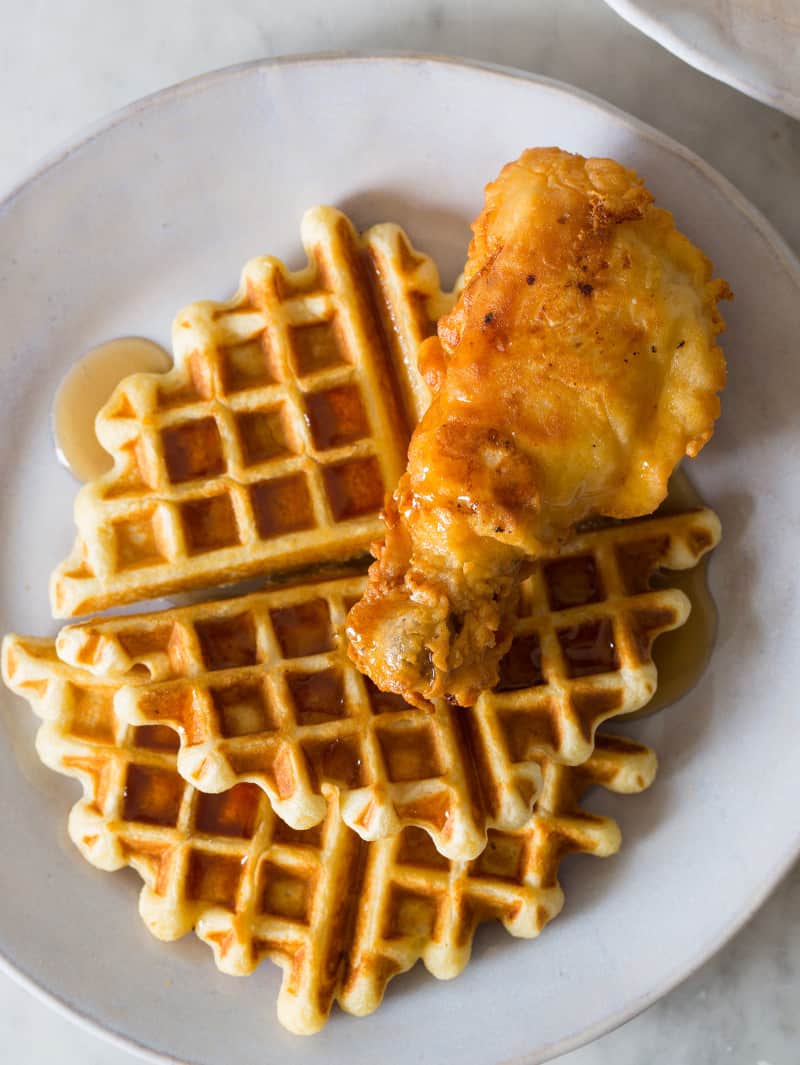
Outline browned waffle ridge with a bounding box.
[50,209,458,618]
[2,633,656,1034]
[53,507,717,859]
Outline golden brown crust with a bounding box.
[347,147,730,707]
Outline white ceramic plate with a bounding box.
[1,54,799,1065]
[604,0,800,119]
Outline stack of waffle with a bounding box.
[2,207,720,1034]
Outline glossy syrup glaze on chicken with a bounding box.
[346,147,730,708]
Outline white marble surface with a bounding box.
[0,2,798,1062]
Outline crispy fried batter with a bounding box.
[347,147,729,708]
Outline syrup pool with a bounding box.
[631,466,718,717]
[52,336,171,482]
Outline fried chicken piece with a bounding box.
[346,147,729,708]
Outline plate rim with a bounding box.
[602,0,800,120]
[1,50,799,1065]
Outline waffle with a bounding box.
[55,507,717,859]
[50,208,457,618]
[2,632,656,1034]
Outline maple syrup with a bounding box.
[52,337,171,482]
[630,466,718,717]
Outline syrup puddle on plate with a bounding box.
[52,336,172,483]
[629,465,718,718]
